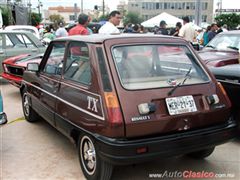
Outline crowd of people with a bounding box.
[38,10,232,47]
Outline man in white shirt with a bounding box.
[179,16,197,42]
[98,11,121,34]
[55,22,68,38]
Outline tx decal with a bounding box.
[87,96,99,113]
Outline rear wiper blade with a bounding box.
[205,44,215,49]
[227,46,239,50]
[168,67,192,96]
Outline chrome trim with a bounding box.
[217,79,240,85]
[22,80,105,121]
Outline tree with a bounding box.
[31,12,42,26]
[123,12,143,26]
[49,14,64,24]
[215,13,240,30]
[98,14,109,21]
[0,6,13,26]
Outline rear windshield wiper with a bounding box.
[168,67,192,96]
[227,46,239,51]
[205,44,215,49]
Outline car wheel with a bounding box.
[187,147,215,159]
[22,90,40,122]
[78,134,113,180]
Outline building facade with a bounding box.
[128,0,214,24]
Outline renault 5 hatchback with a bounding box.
[21,34,238,180]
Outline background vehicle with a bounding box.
[210,64,240,133]
[1,53,43,87]
[198,30,240,67]
[0,31,46,73]
[0,90,7,125]
[5,25,41,39]
[21,34,237,180]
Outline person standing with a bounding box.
[179,16,197,42]
[98,11,121,34]
[170,22,182,36]
[55,22,68,38]
[208,23,218,42]
[154,20,168,35]
[69,14,90,36]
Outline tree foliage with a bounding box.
[123,11,143,25]
[31,12,42,26]
[49,14,64,24]
[0,6,12,26]
[215,13,240,30]
[98,14,109,21]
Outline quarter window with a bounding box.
[43,43,65,75]
[63,42,91,85]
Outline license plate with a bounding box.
[166,95,197,115]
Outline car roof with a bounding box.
[5,25,38,30]
[218,30,240,35]
[54,33,185,44]
[0,30,33,34]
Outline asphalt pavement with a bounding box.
[1,79,240,180]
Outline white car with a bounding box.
[5,25,40,39]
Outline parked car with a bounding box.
[0,31,46,73]
[198,30,240,67]
[21,34,238,180]
[5,25,41,39]
[1,53,43,87]
[0,90,7,125]
[210,64,240,127]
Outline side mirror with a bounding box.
[27,63,39,72]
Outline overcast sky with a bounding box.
[29,0,240,11]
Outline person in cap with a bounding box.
[178,16,197,42]
[55,22,68,38]
[69,13,90,36]
[98,10,121,34]
[154,20,169,35]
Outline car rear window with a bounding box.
[112,44,209,90]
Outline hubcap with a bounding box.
[80,136,96,175]
[23,94,30,117]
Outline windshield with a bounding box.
[206,34,240,51]
[112,44,209,90]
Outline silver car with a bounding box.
[0,30,46,73]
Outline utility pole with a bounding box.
[102,0,105,16]
[81,0,83,13]
[195,0,202,26]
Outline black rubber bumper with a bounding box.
[94,120,238,165]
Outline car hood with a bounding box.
[3,54,43,67]
[198,50,239,67]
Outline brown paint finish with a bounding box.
[23,34,234,141]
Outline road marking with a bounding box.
[7,117,25,125]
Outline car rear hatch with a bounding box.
[105,40,231,138]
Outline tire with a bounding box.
[78,134,113,180]
[187,147,215,159]
[22,89,40,122]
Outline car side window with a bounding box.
[63,41,91,85]
[43,43,65,75]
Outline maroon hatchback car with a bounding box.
[21,34,237,180]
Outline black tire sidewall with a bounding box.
[78,134,100,180]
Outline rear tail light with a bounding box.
[217,82,231,106]
[104,92,123,126]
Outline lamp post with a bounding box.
[27,0,32,25]
[37,0,42,17]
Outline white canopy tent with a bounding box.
[141,12,202,30]
[141,12,183,28]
